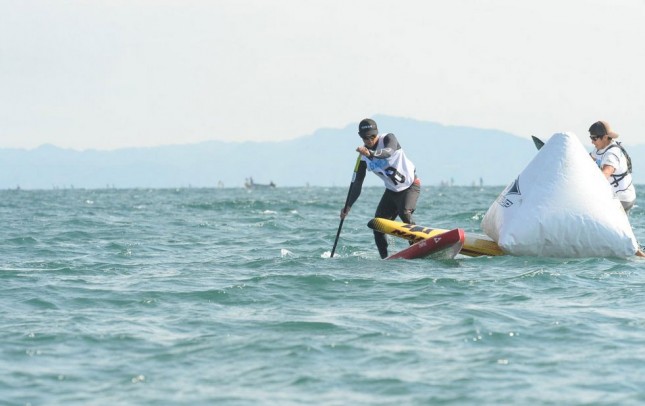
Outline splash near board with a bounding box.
[367,218,504,257]
[386,228,465,260]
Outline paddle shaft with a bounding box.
[330,154,362,257]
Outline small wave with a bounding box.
[23,297,59,310]
[4,236,38,245]
[273,320,340,332]
[55,230,93,240]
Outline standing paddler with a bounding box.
[339,118,421,258]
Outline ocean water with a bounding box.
[2,186,645,405]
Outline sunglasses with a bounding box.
[360,134,377,141]
[590,135,603,141]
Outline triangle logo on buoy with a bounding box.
[506,177,521,195]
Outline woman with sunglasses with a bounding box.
[589,120,636,213]
[339,118,421,258]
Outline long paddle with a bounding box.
[330,154,363,258]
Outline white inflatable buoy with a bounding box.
[481,132,638,258]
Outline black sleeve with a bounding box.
[346,160,367,208]
[372,133,400,159]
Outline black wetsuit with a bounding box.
[346,133,420,258]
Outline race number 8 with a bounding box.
[385,167,405,185]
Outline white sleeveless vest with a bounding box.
[362,134,416,192]
[591,141,636,203]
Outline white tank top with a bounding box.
[362,135,416,192]
[591,141,636,203]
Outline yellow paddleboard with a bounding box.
[367,218,504,257]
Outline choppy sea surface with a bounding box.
[2,186,645,405]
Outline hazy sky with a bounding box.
[1,0,644,150]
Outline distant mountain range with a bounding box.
[2,115,644,189]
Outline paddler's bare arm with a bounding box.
[601,165,615,179]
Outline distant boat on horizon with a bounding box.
[244,177,276,189]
